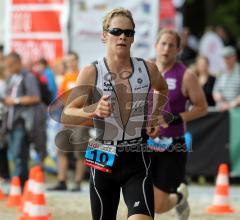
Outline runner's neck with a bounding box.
[105,55,132,74]
[156,60,176,75]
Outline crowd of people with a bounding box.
[0,49,87,191]
[0,7,240,220]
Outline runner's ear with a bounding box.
[101,31,107,43]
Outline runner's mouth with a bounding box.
[117,44,127,47]
[162,54,168,58]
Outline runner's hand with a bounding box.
[159,115,169,128]
[147,115,168,138]
[94,95,112,118]
[147,116,160,138]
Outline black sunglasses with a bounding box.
[106,28,135,37]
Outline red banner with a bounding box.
[12,0,64,4]
[160,0,176,29]
[6,0,67,64]
[12,11,61,33]
[12,39,63,63]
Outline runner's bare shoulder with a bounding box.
[76,64,97,87]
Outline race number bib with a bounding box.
[147,137,173,152]
[84,140,116,173]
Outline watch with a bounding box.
[14,97,20,105]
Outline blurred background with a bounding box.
[1,0,240,66]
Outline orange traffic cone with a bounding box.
[207,163,235,214]
[6,176,22,207]
[0,180,4,200]
[32,166,43,174]
[28,171,51,220]
[19,167,42,220]
[0,189,4,200]
[19,180,28,211]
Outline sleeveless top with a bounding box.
[161,62,188,137]
[92,57,151,141]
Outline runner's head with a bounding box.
[155,29,181,67]
[102,8,135,56]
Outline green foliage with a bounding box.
[212,0,240,36]
[185,0,196,4]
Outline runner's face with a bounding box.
[104,16,134,55]
[156,33,179,66]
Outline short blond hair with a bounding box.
[156,29,181,48]
[102,7,135,31]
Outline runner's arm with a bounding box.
[147,61,168,116]
[61,64,97,126]
[146,61,168,137]
[181,68,208,122]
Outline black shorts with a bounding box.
[89,144,154,220]
[150,137,187,193]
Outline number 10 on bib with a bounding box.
[84,141,116,173]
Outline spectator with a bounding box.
[183,26,199,52]
[213,46,240,111]
[32,58,58,165]
[53,59,66,87]
[0,45,4,64]
[199,27,225,74]
[20,59,48,164]
[34,58,58,101]
[3,52,41,188]
[45,59,66,170]
[58,51,80,95]
[178,27,198,66]
[194,55,216,106]
[48,51,86,191]
[0,63,5,96]
[215,25,237,48]
[0,64,10,182]
[215,25,240,61]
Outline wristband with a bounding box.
[169,113,183,125]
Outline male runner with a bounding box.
[62,8,168,220]
[149,29,207,220]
